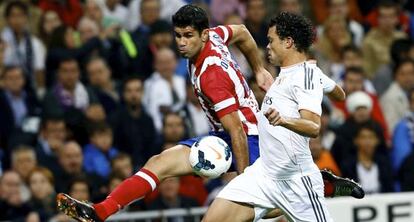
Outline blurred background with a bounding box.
[0,0,413,221]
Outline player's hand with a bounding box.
[255,68,274,92]
[264,108,286,126]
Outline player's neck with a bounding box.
[280,52,307,68]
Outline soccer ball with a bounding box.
[189,136,232,179]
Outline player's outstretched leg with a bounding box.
[321,169,365,199]
[57,145,193,221]
[202,198,256,222]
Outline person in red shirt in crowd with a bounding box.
[38,0,83,28]
[332,66,390,141]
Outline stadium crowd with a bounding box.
[0,0,413,221]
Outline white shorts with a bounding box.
[216,159,333,222]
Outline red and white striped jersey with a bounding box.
[188,25,259,135]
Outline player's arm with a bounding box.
[220,112,249,174]
[327,85,346,101]
[227,25,273,91]
[320,72,346,101]
[265,108,321,138]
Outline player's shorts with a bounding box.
[217,159,333,222]
[178,131,259,166]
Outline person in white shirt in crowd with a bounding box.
[1,1,46,97]
[144,47,186,132]
[380,59,414,132]
[98,0,128,28]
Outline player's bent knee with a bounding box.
[143,145,192,180]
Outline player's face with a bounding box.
[266,26,283,65]
[174,26,208,60]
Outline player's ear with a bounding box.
[201,29,209,42]
[285,37,294,49]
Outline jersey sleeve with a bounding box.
[291,68,323,116]
[200,66,238,118]
[319,71,336,93]
[210,25,233,45]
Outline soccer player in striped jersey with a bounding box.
[56,5,362,222]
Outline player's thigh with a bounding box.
[202,198,255,222]
[144,144,193,180]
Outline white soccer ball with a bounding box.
[189,136,232,179]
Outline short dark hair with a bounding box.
[122,75,143,91]
[340,44,362,59]
[354,122,380,140]
[59,56,78,68]
[344,66,365,78]
[390,38,412,64]
[172,5,209,34]
[393,58,414,79]
[268,12,314,53]
[378,0,399,12]
[88,122,112,138]
[4,1,29,18]
[40,115,65,131]
[1,66,23,79]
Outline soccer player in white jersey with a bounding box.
[56,6,362,222]
[202,12,338,222]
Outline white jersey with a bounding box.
[258,61,329,179]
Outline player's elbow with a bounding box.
[308,125,320,138]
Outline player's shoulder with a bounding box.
[290,62,323,89]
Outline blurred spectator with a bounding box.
[84,0,111,29]
[27,167,57,221]
[130,16,173,79]
[331,91,387,166]
[310,136,341,176]
[38,10,62,47]
[399,151,414,191]
[316,0,364,46]
[162,112,186,144]
[278,0,303,14]
[101,0,129,28]
[0,38,5,85]
[68,176,91,202]
[245,0,267,49]
[341,122,394,194]
[320,102,336,150]
[2,1,46,96]
[209,0,245,25]
[111,153,134,178]
[311,0,363,25]
[55,141,105,197]
[380,59,414,132]
[223,13,252,78]
[144,48,186,132]
[38,0,83,28]
[373,38,414,96]
[131,0,161,43]
[315,16,352,76]
[127,0,185,31]
[362,1,407,78]
[0,170,35,221]
[83,123,119,179]
[108,171,126,192]
[332,67,389,139]
[181,80,210,137]
[86,57,119,115]
[0,0,42,36]
[147,177,199,221]
[42,57,99,142]
[77,17,101,45]
[363,1,410,33]
[110,76,158,167]
[391,89,414,177]
[0,66,40,148]
[11,145,37,183]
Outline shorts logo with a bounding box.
[264,96,273,105]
